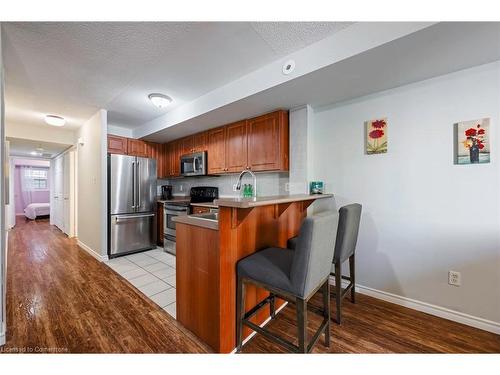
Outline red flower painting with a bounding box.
[369,129,384,139]
[366,118,387,154]
[460,121,488,164]
[371,119,386,129]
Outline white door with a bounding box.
[53,156,64,230]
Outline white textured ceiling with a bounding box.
[3,22,354,131]
[142,22,500,143]
[7,137,72,158]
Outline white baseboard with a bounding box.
[329,278,500,335]
[77,240,109,262]
[230,301,289,353]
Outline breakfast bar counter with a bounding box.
[174,194,333,353]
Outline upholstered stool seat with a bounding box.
[237,248,295,295]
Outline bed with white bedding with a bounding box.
[24,203,50,220]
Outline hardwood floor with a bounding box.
[241,292,500,353]
[1,218,210,353]
[1,218,498,353]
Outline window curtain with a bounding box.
[19,165,33,208]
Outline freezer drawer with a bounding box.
[109,212,156,257]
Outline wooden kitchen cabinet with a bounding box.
[158,143,168,178]
[108,109,288,178]
[127,139,148,157]
[207,126,226,174]
[167,140,182,178]
[225,120,248,173]
[192,132,207,152]
[247,110,289,172]
[107,135,128,154]
[191,205,211,215]
[180,136,193,156]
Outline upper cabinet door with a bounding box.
[207,127,226,174]
[225,120,248,173]
[108,135,128,155]
[181,136,194,156]
[127,139,148,157]
[193,132,207,152]
[169,140,182,177]
[247,110,289,172]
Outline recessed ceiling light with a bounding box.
[45,115,66,127]
[148,93,172,108]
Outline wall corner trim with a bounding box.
[333,280,500,335]
[77,239,108,262]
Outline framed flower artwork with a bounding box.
[366,118,387,154]
[454,118,490,165]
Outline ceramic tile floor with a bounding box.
[105,248,177,318]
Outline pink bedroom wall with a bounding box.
[13,158,51,215]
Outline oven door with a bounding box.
[164,205,188,241]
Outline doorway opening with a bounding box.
[6,137,76,236]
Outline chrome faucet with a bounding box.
[236,169,257,198]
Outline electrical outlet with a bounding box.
[179,185,183,192]
[285,183,290,192]
[448,270,461,286]
[233,184,238,192]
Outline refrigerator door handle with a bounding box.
[131,161,136,208]
[115,213,155,222]
[137,161,141,209]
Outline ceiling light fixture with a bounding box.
[30,151,42,156]
[45,115,66,127]
[148,93,172,108]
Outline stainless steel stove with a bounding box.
[163,186,218,255]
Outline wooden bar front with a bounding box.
[176,199,316,353]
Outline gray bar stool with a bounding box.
[236,211,338,353]
[288,203,362,324]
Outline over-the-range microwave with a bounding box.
[180,151,207,177]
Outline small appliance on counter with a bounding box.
[161,185,173,200]
[309,181,324,194]
[163,186,219,255]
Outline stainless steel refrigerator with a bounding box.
[108,154,157,258]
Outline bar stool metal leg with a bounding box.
[349,254,356,303]
[322,280,331,347]
[296,298,307,353]
[270,293,276,318]
[335,262,342,324]
[236,276,246,353]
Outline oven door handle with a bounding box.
[165,207,189,212]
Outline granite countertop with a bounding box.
[173,213,219,230]
[214,194,333,208]
[190,201,218,208]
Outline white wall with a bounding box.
[311,62,500,329]
[76,109,107,260]
[0,23,6,346]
